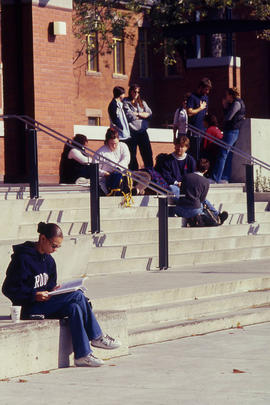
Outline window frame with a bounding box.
[86,32,99,73]
[113,36,125,75]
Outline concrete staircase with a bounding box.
[0,183,270,377]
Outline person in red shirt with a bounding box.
[202,114,223,175]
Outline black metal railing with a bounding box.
[188,123,270,224]
[0,114,170,270]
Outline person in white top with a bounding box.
[93,128,130,195]
[173,93,190,142]
[59,134,91,184]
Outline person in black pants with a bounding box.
[123,84,153,170]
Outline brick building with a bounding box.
[0,0,269,183]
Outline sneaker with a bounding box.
[208,178,216,184]
[75,353,104,367]
[91,334,121,350]
[218,179,229,184]
[219,211,228,225]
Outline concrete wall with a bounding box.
[231,118,270,183]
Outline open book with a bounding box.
[48,277,87,296]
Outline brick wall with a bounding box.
[73,13,141,128]
[31,4,74,183]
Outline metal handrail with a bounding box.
[17,115,172,196]
[188,123,270,172]
[0,114,170,269]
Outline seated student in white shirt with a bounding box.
[59,134,91,184]
[93,127,130,195]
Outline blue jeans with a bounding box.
[212,129,239,183]
[169,184,180,198]
[173,199,219,219]
[24,290,102,359]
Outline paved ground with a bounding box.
[1,322,270,405]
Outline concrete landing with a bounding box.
[1,322,270,405]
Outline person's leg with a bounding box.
[169,184,180,199]
[122,136,138,171]
[221,151,233,182]
[204,199,219,216]
[137,130,153,168]
[174,205,203,218]
[212,129,239,183]
[26,291,102,359]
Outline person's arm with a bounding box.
[160,158,176,185]
[187,100,207,117]
[200,183,210,203]
[68,148,91,164]
[108,100,123,131]
[123,100,138,122]
[93,150,111,177]
[119,143,130,169]
[173,109,179,141]
[138,101,152,119]
[2,257,42,305]
[224,101,241,122]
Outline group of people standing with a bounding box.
[173,77,246,183]
[59,78,246,209]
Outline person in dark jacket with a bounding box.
[2,222,120,367]
[173,158,228,224]
[59,134,91,184]
[212,87,245,183]
[158,136,196,198]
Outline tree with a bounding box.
[72,0,145,64]
[149,0,270,63]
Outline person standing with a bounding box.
[187,77,212,159]
[108,86,130,141]
[123,84,153,170]
[202,114,223,174]
[173,93,190,143]
[211,87,245,183]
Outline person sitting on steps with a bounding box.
[172,158,228,226]
[157,136,196,199]
[2,222,121,367]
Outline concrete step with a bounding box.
[0,310,128,379]
[86,245,270,275]
[126,290,270,329]
[91,222,270,247]
[18,201,270,225]
[87,234,270,262]
[128,305,270,346]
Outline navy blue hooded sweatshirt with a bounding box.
[2,241,57,308]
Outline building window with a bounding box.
[86,33,98,72]
[138,28,149,78]
[164,52,184,77]
[88,117,100,126]
[113,36,125,75]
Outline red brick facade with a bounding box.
[0,1,269,183]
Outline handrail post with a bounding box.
[89,163,100,233]
[27,128,39,199]
[245,164,255,223]
[158,196,169,270]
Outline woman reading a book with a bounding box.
[2,222,120,367]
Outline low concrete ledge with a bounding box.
[0,310,128,379]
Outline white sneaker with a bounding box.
[75,353,104,367]
[91,334,121,350]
